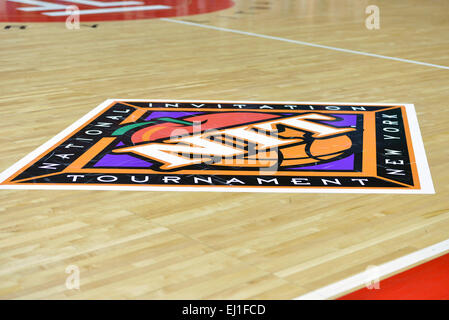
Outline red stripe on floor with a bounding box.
[338,253,449,300]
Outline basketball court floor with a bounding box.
[0,0,448,299]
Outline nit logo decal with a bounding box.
[0,0,234,22]
[0,100,434,193]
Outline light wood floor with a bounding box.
[0,0,448,299]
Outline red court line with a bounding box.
[338,253,449,300]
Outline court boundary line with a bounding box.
[294,238,449,300]
[160,18,449,70]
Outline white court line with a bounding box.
[161,18,449,70]
[295,238,449,300]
